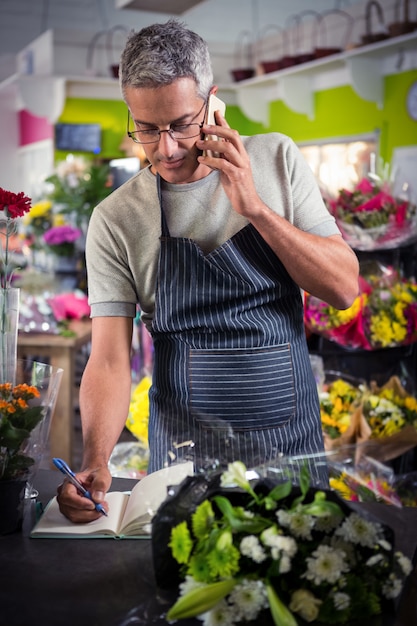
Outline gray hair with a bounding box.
[119,20,213,101]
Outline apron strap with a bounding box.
[157,174,170,238]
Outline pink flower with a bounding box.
[353,191,394,212]
[355,178,374,194]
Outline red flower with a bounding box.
[0,187,31,218]
[355,178,374,194]
[353,190,394,213]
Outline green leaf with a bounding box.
[166,579,237,620]
[18,406,44,432]
[302,499,343,518]
[213,496,270,534]
[266,584,298,626]
[0,421,30,450]
[299,465,311,497]
[268,480,292,502]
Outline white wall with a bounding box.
[0,82,19,192]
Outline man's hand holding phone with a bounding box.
[203,93,226,158]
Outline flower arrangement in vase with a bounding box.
[155,461,412,626]
[0,186,31,382]
[0,187,63,534]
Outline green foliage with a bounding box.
[0,383,44,480]
[46,163,112,227]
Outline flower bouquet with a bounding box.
[328,452,403,507]
[152,461,412,625]
[319,373,417,464]
[304,263,417,350]
[328,175,417,251]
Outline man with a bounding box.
[57,20,359,521]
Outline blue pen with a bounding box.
[53,457,108,516]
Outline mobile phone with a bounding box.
[204,94,226,157]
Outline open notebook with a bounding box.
[31,461,194,539]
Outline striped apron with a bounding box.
[148,179,326,485]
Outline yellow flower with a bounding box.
[329,476,356,500]
[53,213,67,226]
[125,376,151,445]
[23,200,51,223]
[369,312,407,347]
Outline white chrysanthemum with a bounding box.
[261,525,279,545]
[180,575,206,596]
[333,592,350,611]
[228,579,268,622]
[329,536,357,566]
[366,554,385,567]
[240,535,267,563]
[335,513,383,548]
[198,599,235,626]
[279,554,292,573]
[382,575,403,600]
[262,532,298,556]
[378,539,392,551]
[304,545,349,585]
[395,552,412,576]
[314,512,344,533]
[277,509,314,539]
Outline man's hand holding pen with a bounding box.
[55,458,111,523]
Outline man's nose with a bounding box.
[157,129,178,155]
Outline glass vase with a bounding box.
[0,286,20,384]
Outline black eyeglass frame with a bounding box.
[126,100,208,145]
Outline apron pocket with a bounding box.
[189,344,295,431]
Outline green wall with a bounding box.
[225,69,417,164]
[56,98,126,162]
[57,69,417,167]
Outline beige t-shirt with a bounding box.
[86,132,339,330]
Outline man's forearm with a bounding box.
[79,362,132,470]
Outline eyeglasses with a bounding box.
[127,100,207,145]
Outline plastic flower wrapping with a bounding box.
[319,372,417,465]
[304,262,417,350]
[327,450,404,507]
[328,174,417,251]
[151,461,413,626]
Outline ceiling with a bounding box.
[0,0,366,61]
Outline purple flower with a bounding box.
[43,225,81,247]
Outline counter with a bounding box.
[0,470,416,626]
